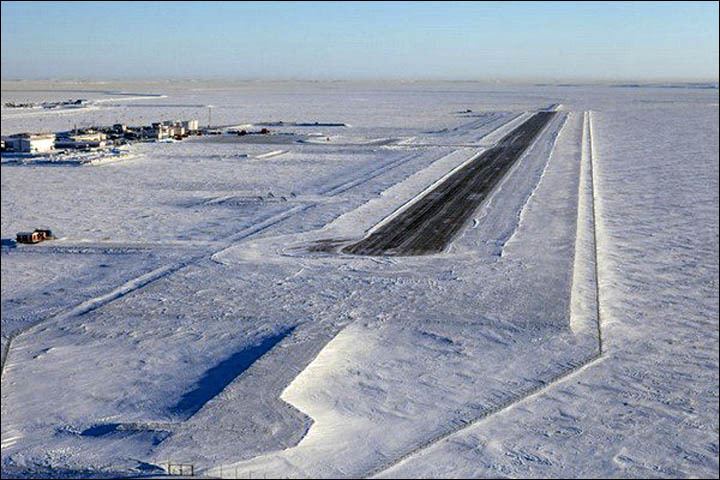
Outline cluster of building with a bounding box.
[1,119,200,154]
[119,119,200,141]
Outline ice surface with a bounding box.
[1,80,717,478]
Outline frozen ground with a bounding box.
[1,80,718,478]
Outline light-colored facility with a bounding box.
[55,132,107,150]
[182,120,199,131]
[2,133,56,153]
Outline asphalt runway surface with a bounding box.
[342,111,557,256]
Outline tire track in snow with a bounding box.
[368,353,606,478]
[0,203,315,378]
[364,111,604,478]
[0,259,194,378]
[320,151,426,196]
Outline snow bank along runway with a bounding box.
[344,112,556,255]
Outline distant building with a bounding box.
[1,118,201,154]
[146,125,170,140]
[3,133,55,153]
[160,120,194,138]
[55,132,107,150]
[182,120,199,131]
[75,132,106,142]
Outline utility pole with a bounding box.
[207,105,214,129]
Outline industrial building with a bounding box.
[182,120,199,131]
[55,132,107,150]
[2,133,55,153]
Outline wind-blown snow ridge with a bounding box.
[468,112,566,256]
[1,260,191,378]
[500,113,569,256]
[586,110,604,352]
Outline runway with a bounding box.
[342,111,557,256]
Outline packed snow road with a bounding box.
[343,111,557,255]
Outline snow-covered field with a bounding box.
[1,80,717,478]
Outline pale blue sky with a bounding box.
[1,1,718,81]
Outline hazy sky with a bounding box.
[1,1,718,81]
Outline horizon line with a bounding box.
[2,77,718,84]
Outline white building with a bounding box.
[55,132,107,150]
[4,133,55,153]
[182,120,199,131]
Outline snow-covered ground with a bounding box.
[1,81,717,478]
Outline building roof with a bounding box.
[10,133,56,140]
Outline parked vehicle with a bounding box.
[16,229,55,244]
[16,231,44,244]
